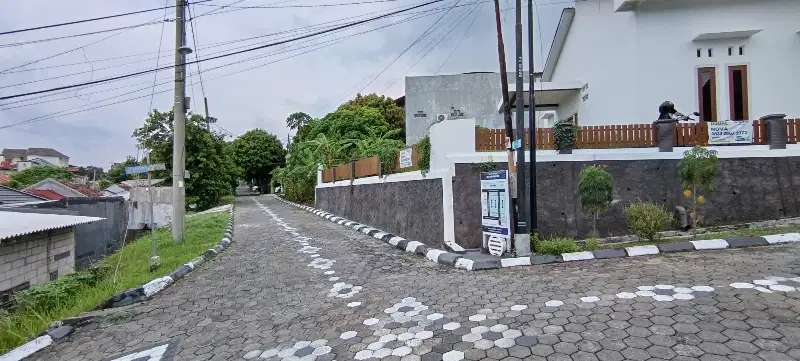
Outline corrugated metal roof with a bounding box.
[0,185,47,204]
[0,211,104,242]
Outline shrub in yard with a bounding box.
[583,238,601,251]
[678,147,719,231]
[624,201,673,242]
[534,235,581,255]
[578,165,614,237]
[14,266,106,312]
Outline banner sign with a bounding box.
[398,147,413,169]
[480,170,511,237]
[708,121,752,144]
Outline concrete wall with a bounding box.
[315,178,444,248]
[551,0,800,124]
[127,187,173,230]
[0,227,74,293]
[404,72,547,144]
[452,156,800,248]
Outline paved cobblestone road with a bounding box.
[31,196,800,361]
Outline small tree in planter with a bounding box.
[677,147,719,232]
[578,165,614,237]
[553,119,577,154]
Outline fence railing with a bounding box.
[475,119,799,151]
[320,144,421,183]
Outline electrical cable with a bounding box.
[0,4,448,129]
[0,1,212,36]
[381,2,479,92]
[434,2,482,74]
[0,21,166,48]
[0,0,447,101]
[187,5,208,103]
[193,0,408,9]
[345,0,462,102]
[149,0,172,112]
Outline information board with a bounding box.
[708,121,752,144]
[398,147,413,169]
[480,170,511,237]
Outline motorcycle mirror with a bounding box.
[693,112,700,116]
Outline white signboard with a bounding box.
[708,121,752,144]
[480,170,511,237]
[398,147,413,169]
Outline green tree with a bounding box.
[339,93,405,141]
[286,112,313,130]
[578,165,614,237]
[678,147,719,230]
[133,109,238,211]
[231,129,286,194]
[104,156,138,185]
[8,166,72,189]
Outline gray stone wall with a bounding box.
[315,179,444,247]
[0,227,74,292]
[452,157,800,248]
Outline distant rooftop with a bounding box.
[0,211,103,242]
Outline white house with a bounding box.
[531,0,800,126]
[1,148,70,169]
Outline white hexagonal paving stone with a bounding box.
[770,284,797,292]
[462,333,483,343]
[415,331,434,340]
[354,350,373,360]
[367,342,384,351]
[730,282,756,289]
[616,292,637,299]
[635,290,656,297]
[443,350,465,361]
[580,296,600,303]
[691,285,715,292]
[243,350,261,359]
[673,293,695,300]
[347,302,362,307]
[363,318,379,326]
[489,324,509,332]
[503,329,523,339]
[443,322,461,330]
[373,348,392,358]
[398,332,415,341]
[654,284,675,290]
[405,338,423,347]
[427,313,444,320]
[469,314,487,322]
[544,300,564,307]
[260,349,279,358]
[637,285,656,291]
[753,279,778,286]
[495,338,516,348]
[652,295,675,302]
[510,305,528,311]
[474,339,495,350]
[755,286,773,293]
[673,287,694,293]
[766,276,789,281]
[312,346,332,356]
[392,346,412,356]
[379,334,397,343]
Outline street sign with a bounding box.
[184,170,191,179]
[511,139,523,150]
[125,163,166,175]
[480,170,511,237]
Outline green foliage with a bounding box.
[8,166,72,189]
[583,238,601,251]
[339,93,405,141]
[417,135,431,174]
[104,156,138,185]
[14,266,107,312]
[231,129,286,193]
[678,147,719,192]
[624,201,673,242]
[285,112,313,130]
[578,165,614,236]
[98,178,111,189]
[532,234,581,255]
[133,109,238,211]
[553,120,577,151]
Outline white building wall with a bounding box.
[551,0,800,125]
[28,155,68,167]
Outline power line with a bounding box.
[149,0,172,112]
[187,5,208,102]
[0,21,166,48]
[0,5,448,129]
[193,0,408,9]
[0,1,211,36]
[435,3,482,74]
[0,0,448,101]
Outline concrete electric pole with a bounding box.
[172,0,191,243]
[527,0,538,246]
[513,0,530,256]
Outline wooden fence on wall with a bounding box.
[475,119,799,151]
[320,145,421,183]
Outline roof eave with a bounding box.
[542,8,576,82]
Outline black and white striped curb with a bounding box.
[0,206,236,361]
[275,196,800,271]
[102,205,236,308]
[530,233,800,265]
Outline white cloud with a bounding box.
[0,0,570,167]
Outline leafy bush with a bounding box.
[533,234,581,255]
[578,165,614,236]
[624,201,673,242]
[584,238,601,251]
[553,120,577,151]
[678,147,718,231]
[418,135,431,174]
[14,265,107,312]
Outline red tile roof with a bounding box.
[0,175,8,184]
[26,189,65,200]
[63,182,102,197]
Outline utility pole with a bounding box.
[527,0,538,244]
[513,0,530,256]
[492,0,513,141]
[171,0,190,243]
[203,97,210,131]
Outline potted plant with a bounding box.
[554,119,576,154]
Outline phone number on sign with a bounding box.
[710,130,749,136]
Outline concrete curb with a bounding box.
[275,197,800,271]
[0,205,236,361]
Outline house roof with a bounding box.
[1,148,26,159]
[25,189,65,200]
[0,211,103,242]
[121,179,165,188]
[26,148,68,158]
[0,185,47,204]
[24,178,91,198]
[64,182,102,197]
[542,8,576,82]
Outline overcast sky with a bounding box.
[0,0,571,168]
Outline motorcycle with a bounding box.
[658,101,701,123]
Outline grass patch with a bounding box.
[0,212,228,354]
